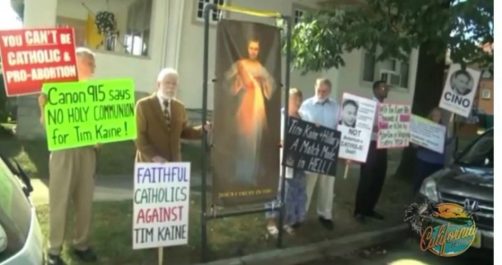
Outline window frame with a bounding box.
[292,3,314,26]
[194,0,226,25]
[124,0,153,57]
[360,50,412,91]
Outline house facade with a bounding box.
[12,0,418,139]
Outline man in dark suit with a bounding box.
[354,80,389,222]
[135,68,207,162]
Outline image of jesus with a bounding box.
[225,39,275,184]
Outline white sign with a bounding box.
[133,162,191,249]
[410,115,446,154]
[377,104,411,149]
[337,93,377,163]
[439,64,481,117]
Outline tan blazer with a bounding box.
[135,94,202,162]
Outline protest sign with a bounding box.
[0,28,78,96]
[337,93,378,163]
[283,117,340,176]
[133,162,190,249]
[42,79,136,151]
[377,103,411,149]
[439,64,481,117]
[410,115,446,154]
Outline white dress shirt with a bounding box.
[298,96,339,130]
[157,91,171,117]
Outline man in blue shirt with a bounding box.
[299,78,339,230]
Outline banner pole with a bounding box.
[158,247,163,265]
[277,15,292,249]
[343,162,350,180]
[200,2,215,262]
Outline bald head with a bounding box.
[75,47,95,80]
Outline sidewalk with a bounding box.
[31,172,208,205]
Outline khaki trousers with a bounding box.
[48,147,96,255]
[305,172,335,220]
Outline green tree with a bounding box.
[290,0,493,177]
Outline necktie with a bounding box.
[163,100,170,127]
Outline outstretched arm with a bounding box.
[181,108,203,139]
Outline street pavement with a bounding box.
[300,237,493,265]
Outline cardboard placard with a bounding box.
[283,117,340,176]
[337,93,378,163]
[133,162,191,249]
[377,103,411,149]
[439,64,481,117]
[410,115,446,154]
[0,28,78,96]
[42,79,136,150]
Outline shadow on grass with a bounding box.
[0,132,49,179]
[34,153,412,265]
[36,190,407,265]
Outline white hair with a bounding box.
[75,47,95,59]
[157,68,178,82]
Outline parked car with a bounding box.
[419,129,493,249]
[0,155,44,264]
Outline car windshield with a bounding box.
[458,130,494,168]
[0,157,31,262]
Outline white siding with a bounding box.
[55,0,168,94]
[338,49,419,104]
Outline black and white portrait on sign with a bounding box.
[339,99,358,128]
[450,69,474,96]
[439,64,481,118]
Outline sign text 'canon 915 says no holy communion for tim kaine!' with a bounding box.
[43,79,136,151]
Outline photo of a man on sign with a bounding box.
[450,69,474,96]
[439,64,481,117]
[339,99,358,128]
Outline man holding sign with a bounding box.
[354,80,389,223]
[135,68,208,163]
[38,47,98,265]
[298,78,339,230]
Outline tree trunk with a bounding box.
[394,41,446,179]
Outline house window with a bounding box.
[362,51,411,89]
[196,0,225,22]
[294,8,305,24]
[124,0,153,56]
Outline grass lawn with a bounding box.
[35,195,405,265]
[0,125,203,179]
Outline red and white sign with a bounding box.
[377,103,411,149]
[0,28,78,96]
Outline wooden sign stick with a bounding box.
[343,161,350,179]
[158,247,163,265]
